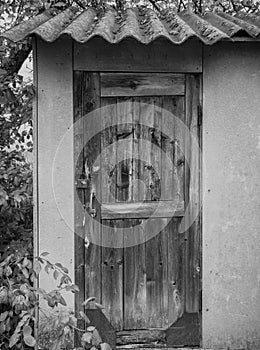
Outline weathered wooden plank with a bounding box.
[116,329,166,345]
[101,73,185,97]
[145,219,166,328]
[167,218,184,325]
[123,98,146,330]
[101,98,124,331]
[101,200,184,219]
[138,98,154,201]
[101,98,117,203]
[74,38,202,73]
[82,73,102,303]
[123,221,146,329]
[161,97,185,202]
[74,71,86,340]
[101,220,124,330]
[116,98,134,202]
[184,74,201,313]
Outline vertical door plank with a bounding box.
[138,98,154,201]
[124,99,146,329]
[161,97,175,201]
[173,97,185,205]
[185,74,201,313]
[101,220,124,330]
[143,99,158,327]
[167,218,185,325]
[123,220,146,329]
[161,96,185,203]
[101,98,124,330]
[74,71,85,336]
[82,73,102,303]
[116,98,134,202]
[143,98,166,328]
[101,98,117,203]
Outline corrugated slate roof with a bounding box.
[1,6,260,45]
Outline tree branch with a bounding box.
[2,40,32,77]
[147,0,161,12]
[72,0,85,9]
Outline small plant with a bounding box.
[0,247,113,350]
[0,249,79,349]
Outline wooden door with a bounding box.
[74,72,201,347]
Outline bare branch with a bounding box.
[72,0,85,9]
[147,0,161,12]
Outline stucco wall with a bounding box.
[203,42,260,349]
[35,38,74,308]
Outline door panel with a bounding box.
[74,72,201,344]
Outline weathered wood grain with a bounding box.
[74,71,86,340]
[161,97,185,202]
[116,98,134,202]
[75,71,201,341]
[101,200,184,219]
[167,218,185,325]
[123,220,146,329]
[143,95,165,328]
[101,73,185,97]
[82,73,102,304]
[116,329,166,345]
[101,220,124,330]
[123,99,147,330]
[74,38,202,73]
[101,98,117,203]
[184,74,201,313]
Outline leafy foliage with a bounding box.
[0,249,79,349]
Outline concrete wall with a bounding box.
[35,38,74,308]
[203,42,260,349]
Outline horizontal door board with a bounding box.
[74,38,202,72]
[116,329,166,345]
[101,200,184,219]
[101,73,185,97]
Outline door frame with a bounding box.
[73,71,202,348]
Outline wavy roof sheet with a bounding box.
[2,7,260,45]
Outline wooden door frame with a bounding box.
[73,71,202,348]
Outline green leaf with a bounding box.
[79,311,90,323]
[22,325,32,336]
[40,252,49,257]
[92,329,102,346]
[34,261,41,275]
[4,265,12,277]
[0,311,8,322]
[23,334,36,347]
[0,321,6,334]
[53,270,59,280]
[59,295,67,306]
[22,268,29,279]
[9,332,20,348]
[81,331,92,345]
[100,343,112,350]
